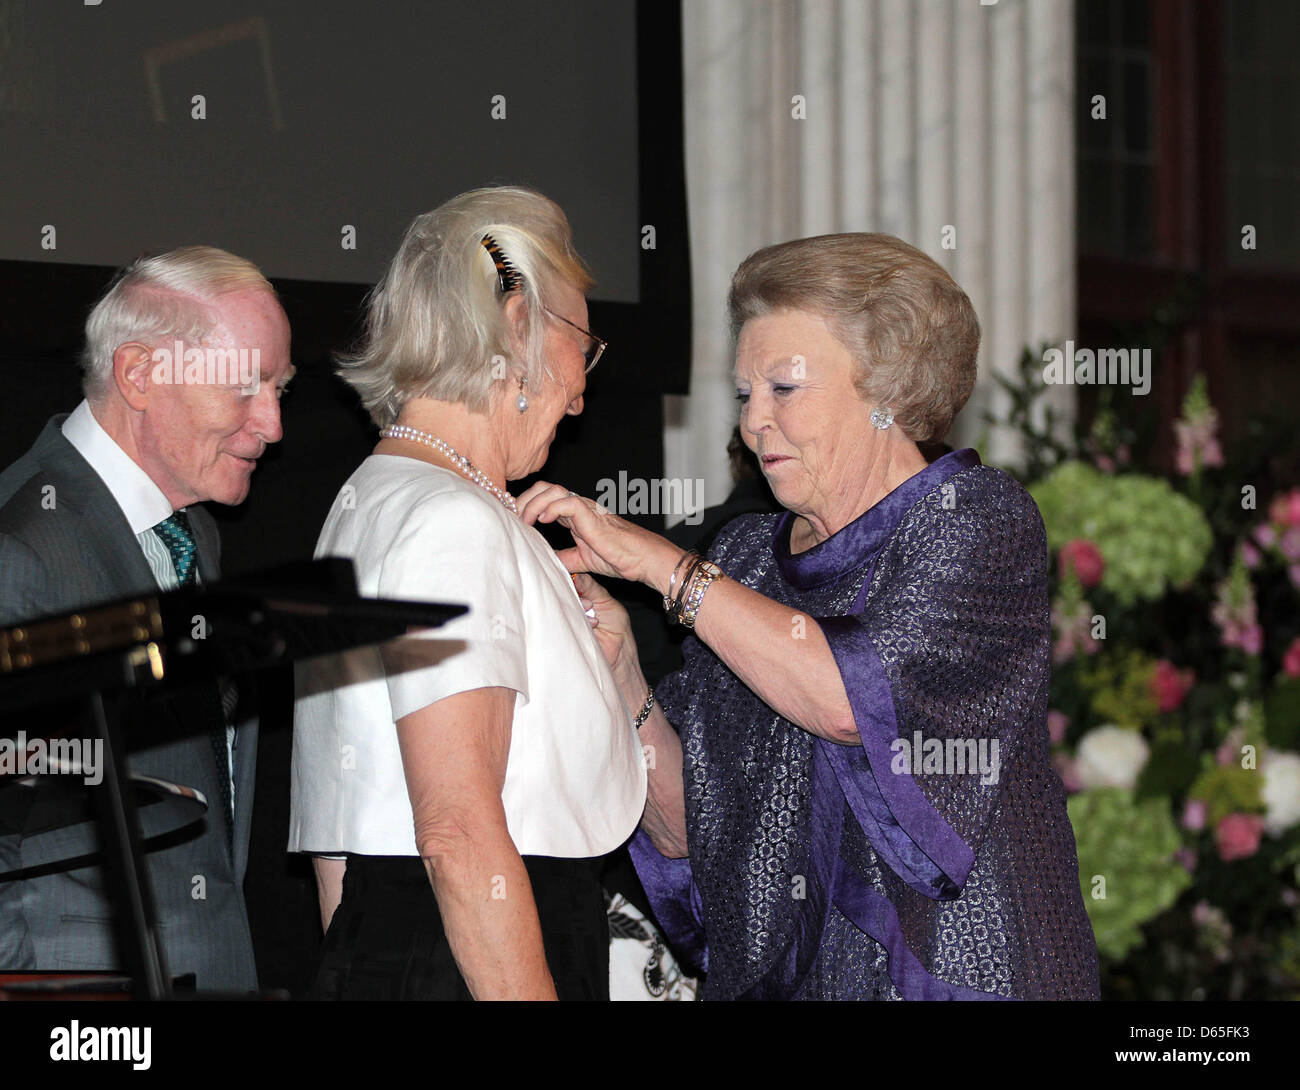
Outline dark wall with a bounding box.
[0,0,642,300]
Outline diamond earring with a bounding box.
[516,377,529,413]
[870,406,894,430]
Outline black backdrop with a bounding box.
[0,1,690,995]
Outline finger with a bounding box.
[516,484,560,525]
[520,489,576,526]
[535,494,590,527]
[557,545,587,573]
[515,480,559,505]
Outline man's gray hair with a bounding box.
[81,246,274,402]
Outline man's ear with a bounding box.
[112,342,156,411]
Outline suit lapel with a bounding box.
[32,417,158,597]
[190,508,221,583]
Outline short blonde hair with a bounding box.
[338,186,594,428]
[727,233,979,441]
[82,246,274,401]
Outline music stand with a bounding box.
[0,557,466,999]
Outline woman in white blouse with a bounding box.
[290,187,647,1000]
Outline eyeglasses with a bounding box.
[544,306,607,374]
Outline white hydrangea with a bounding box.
[1261,751,1300,835]
[1075,724,1150,790]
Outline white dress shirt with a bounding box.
[61,400,237,816]
[289,455,648,858]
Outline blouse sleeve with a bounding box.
[814,476,1052,900]
[375,489,530,721]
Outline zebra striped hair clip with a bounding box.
[481,234,523,294]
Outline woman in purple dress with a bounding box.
[521,233,1101,1000]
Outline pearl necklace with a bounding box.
[380,425,518,513]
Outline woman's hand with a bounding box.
[573,571,646,698]
[516,482,682,594]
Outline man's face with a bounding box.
[137,289,293,507]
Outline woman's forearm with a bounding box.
[694,576,858,743]
[636,701,689,857]
[644,552,858,745]
[423,827,557,1000]
[396,686,556,1000]
[612,660,689,857]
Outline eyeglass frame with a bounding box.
[543,306,607,374]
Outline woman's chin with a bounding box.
[511,448,551,482]
[766,481,800,511]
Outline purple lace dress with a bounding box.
[631,449,1101,1000]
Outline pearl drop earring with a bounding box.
[516,376,529,413]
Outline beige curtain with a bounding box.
[666,0,1076,512]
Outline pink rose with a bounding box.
[1047,709,1070,745]
[1182,798,1208,832]
[1282,637,1300,679]
[1253,523,1277,549]
[1239,541,1261,569]
[1059,539,1105,589]
[1215,813,1264,862]
[1151,660,1194,713]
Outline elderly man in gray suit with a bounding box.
[0,246,293,991]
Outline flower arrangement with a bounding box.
[990,366,1300,999]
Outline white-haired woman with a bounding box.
[290,187,647,1000]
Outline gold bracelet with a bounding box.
[678,560,722,629]
[665,553,703,623]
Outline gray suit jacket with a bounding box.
[0,415,258,991]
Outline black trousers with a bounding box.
[312,853,609,1000]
